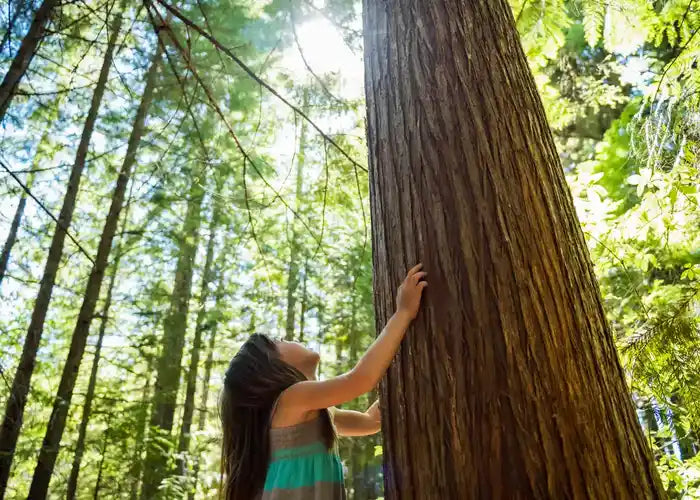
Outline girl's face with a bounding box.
[276,340,320,379]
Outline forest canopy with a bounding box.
[0,0,698,498]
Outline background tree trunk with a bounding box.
[65,188,134,500]
[188,266,226,500]
[176,188,222,481]
[362,0,665,498]
[27,33,161,499]
[285,88,309,340]
[65,254,118,500]
[92,411,112,500]
[0,110,57,288]
[141,171,205,498]
[130,370,153,500]
[0,7,125,494]
[0,172,32,287]
[0,0,58,122]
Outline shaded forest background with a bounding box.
[0,0,698,498]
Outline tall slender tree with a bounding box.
[92,411,112,500]
[189,266,226,500]
[0,5,127,494]
[285,88,310,340]
[0,107,58,288]
[141,166,206,498]
[27,29,163,498]
[176,183,222,483]
[130,366,154,500]
[0,0,59,122]
[65,248,120,500]
[362,0,665,497]
[65,192,132,500]
[0,172,32,287]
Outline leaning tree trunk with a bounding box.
[285,88,309,340]
[0,109,57,288]
[0,7,125,494]
[362,0,664,498]
[0,0,58,122]
[0,171,33,287]
[141,172,205,499]
[65,190,133,500]
[65,249,120,500]
[176,189,222,481]
[27,35,162,500]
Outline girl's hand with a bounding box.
[396,263,428,320]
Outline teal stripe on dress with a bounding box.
[264,452,343,490]
[271,442,328,460]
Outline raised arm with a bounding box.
[277,264,427,418]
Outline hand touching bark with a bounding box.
[396,263,428,320]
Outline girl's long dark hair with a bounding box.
[220,334,334,500]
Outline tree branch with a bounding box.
[152,0,368,175]
[0,158,95,264]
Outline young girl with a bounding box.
[220,263,427,500]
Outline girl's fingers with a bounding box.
[406,263,423,278]
[412,271,427,282]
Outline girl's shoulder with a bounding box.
[270,393,321,428]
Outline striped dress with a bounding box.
[261,416,346,500]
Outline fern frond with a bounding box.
[582,0,606,47]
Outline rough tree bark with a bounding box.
[285,89,309,340]
[140,171,205,499]
[0,0,58,122]
[362,0,664,498]
[176,188,222,480]
[27,36,162,499]
[0,7,125,495]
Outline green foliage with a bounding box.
[581,0,606,47]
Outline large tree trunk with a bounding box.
[285,89,309,340]
[0,0,58,122]
[176,189,222,482]
[27,35,162,499]
[0,172,32,287]
[140,173,205,499]
[0,7,125,494]
[188,268,226,500]
[362,0,664,498]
